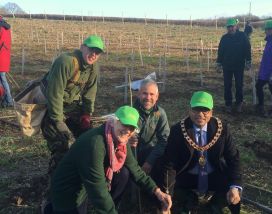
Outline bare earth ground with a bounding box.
[1,70,271,213]
[0,18,272,213]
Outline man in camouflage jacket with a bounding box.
[41,35,104,176]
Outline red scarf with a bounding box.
[105,120,127,190]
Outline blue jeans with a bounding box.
[0,72,13,105]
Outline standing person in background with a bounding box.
[129,79,170,182]
[244,20,253,39]
[255,20,272,117]
[216,18,251,114]
[0,15,13,107]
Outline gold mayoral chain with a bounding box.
[180,117,223,167]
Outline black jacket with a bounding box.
[162,117,242,193]
[217,30,251,70]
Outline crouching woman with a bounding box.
[50,105,172,214]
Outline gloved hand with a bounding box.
[80,114,92,130]
[215,62,223,73]
[55,121,75,142]
[245,60,251,71]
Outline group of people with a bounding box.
[216,18,272,117]
[0,14,271,213]
[40,35,243,214]
[43,77,242,214]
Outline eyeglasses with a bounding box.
[191,108,211,116]
[121,124,138,134]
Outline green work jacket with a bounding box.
[51,124,157,213]
[42,49,98,122]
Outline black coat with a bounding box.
[217,30,251,71]
[162,117,242,193]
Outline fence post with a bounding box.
[124,68,128,104]
[21,46,25,75]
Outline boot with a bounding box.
[225,106,232,113]
[235,103,243,113]
[267,107,272,117]
[255,105,267,117]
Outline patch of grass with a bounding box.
[0,136,48,169]
[240,149,257,165]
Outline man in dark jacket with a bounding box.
[161,91,242,214]
[244,21,253,39]
[255,20,272,117]
[50,105,172,214]
[129,79,170,181]
[216,18,251,113]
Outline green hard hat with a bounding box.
[264,20,272,30]
[190,91,213,110]
[83,35,104,51]
[226,18,238,27]
[115,106,139,129]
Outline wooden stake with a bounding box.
[158,55,162,78]
[207,51,210,72]
[130,47,135,79]
[162,53,167,93]
[21,46,25,75]
[36,29,40,44]
[61,32,64,46]
[78,32,81,48]
[185,45,189,73]
[251,68,257,104]
[148,37,151,56]
[124,68,128,104]
[200,57,203,87]
[44,35,47,55]
[138,36,143,66]
[166,170,171,214]
[128,73,132,107]
[57,33,59,50]
[106,37,110,60]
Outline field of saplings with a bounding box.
[0,17,271,213]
